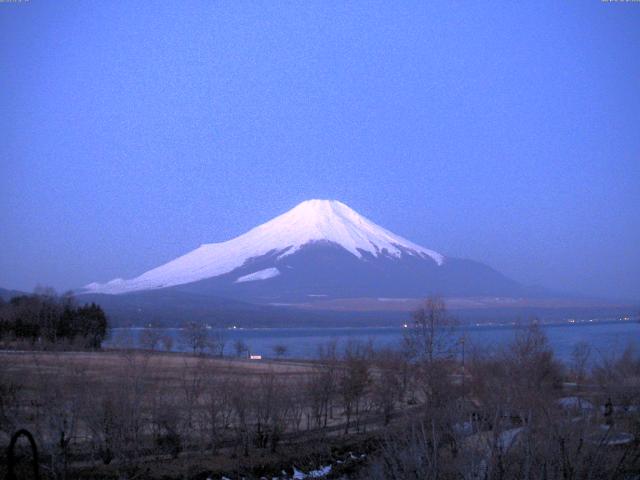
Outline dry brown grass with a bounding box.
[0,349,382,479]
[0,349,317,398]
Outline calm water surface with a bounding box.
[108,320,640,363]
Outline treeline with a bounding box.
[0,289,108,349]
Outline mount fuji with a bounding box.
[83,200,530,307]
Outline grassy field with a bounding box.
[0,349,395,479]
[0,349,317,382]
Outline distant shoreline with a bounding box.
[110,316,639,331]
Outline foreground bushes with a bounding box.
[1,295,638,479]
[361,322,640,480]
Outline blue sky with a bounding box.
[1,1,639,299]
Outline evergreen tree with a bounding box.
[0,291,109,349]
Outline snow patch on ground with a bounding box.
[292,465,332,479]
[557,396,595,411]
[498,427,524,451]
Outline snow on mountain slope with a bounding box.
[84,199,444,294]
[235,267,280,283]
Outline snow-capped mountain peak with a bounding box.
[84,199,444,294]
[257,199,443,262]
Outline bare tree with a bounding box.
[0,361,23,441]
[234,339,249,358]
[370,349,404,425]
[363,422,454,480]
[31,352,87,480]
[181,321,210,354]
[179,358,207,444]
[593,342,640,411]
[570,341,591,387]
[109,328,133,349]
[285,378,306,432]
[404,296,458,363]
[306,340,339,428]
[207,331,226,357]
[508,323,563,415]
[229,377,252,457]
[470,323,563,429]
[150,387,183,459]
[160,334,174,352]
[251,372,290,452]
[139,327,162,351]
[339,340,371,433]
[272,344,288,358]
[202,373,234,453]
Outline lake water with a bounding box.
[108,320,640,364]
